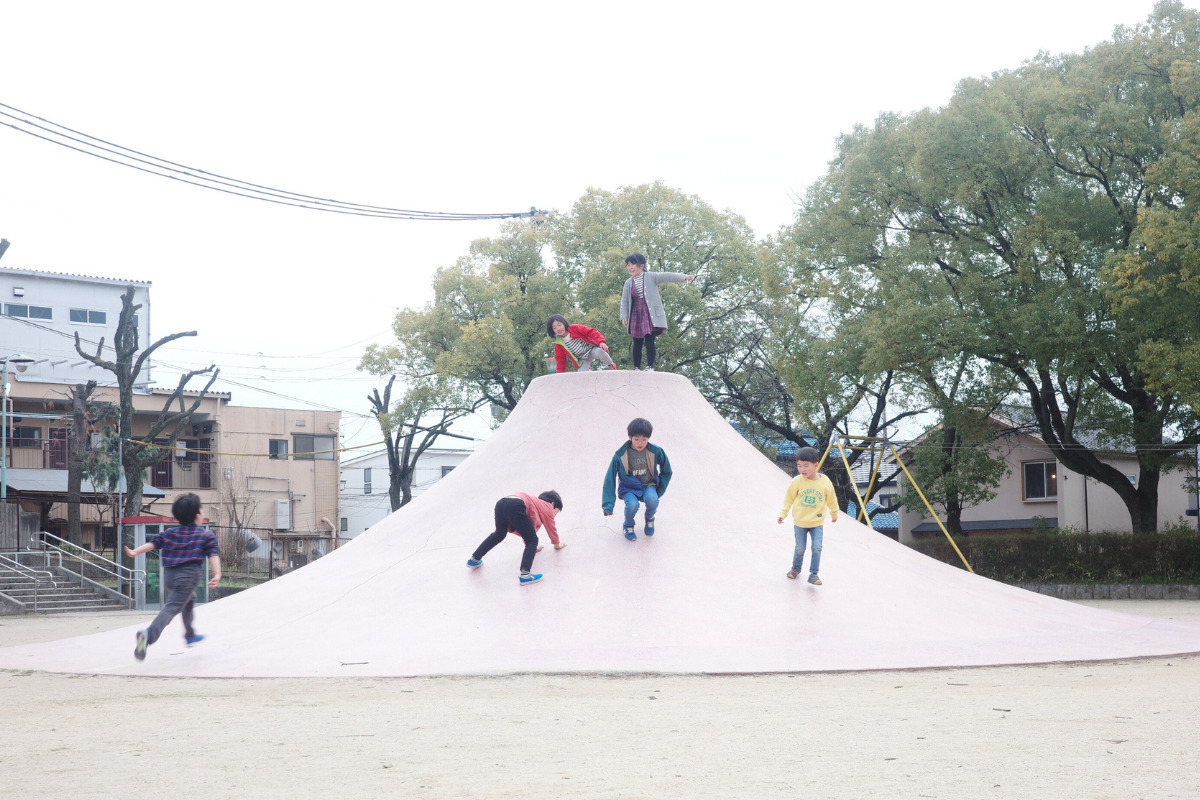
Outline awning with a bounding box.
[1,468,166,498]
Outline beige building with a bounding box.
[2,375,341,557]
[894,415,1195,542]
[1,266,341,566]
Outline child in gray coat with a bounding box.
[619,252,695,371]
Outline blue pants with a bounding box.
[623,485,659,529]
[792,525,824,574]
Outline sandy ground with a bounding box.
[2,601,1199,800]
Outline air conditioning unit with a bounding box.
[88,432,103,449]
[274,498,290,530]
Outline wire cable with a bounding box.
[0,102,543,221]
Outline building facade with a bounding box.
[339,446,472,538]
[2,267,341,570]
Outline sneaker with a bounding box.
[787,569,800,580]
[519,572,544,585]
[645,366,655,372]
[808,574,822,585]
[644,518,655,537]
[466,557,483,569]
[185,634,205,646]
[134,630,147,661]
[623,526,637,541]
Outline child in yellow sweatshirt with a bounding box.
[777,446,839,584]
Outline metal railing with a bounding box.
[35,531,144,607]
[0,552,55,612]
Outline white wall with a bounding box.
[0,267,152,387]
[339,448,472,538]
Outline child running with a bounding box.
[777,447,839,585]
[619,252,695,371]
[124,492,221,660]
[467,490,566,585]
[602,417,673,540]
[547,314,618,372]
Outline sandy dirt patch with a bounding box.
[2,601,1198,799]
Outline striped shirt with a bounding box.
[149,525,220,567]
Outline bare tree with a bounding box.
[74,287,219,526]
[368,375,482,511]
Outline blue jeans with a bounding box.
[623,485,659,529]
[792,525,824,574]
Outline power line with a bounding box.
[0,102,544,221]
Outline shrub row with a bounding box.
[908,531,1200,585]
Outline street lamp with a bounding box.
[2,353,35,502]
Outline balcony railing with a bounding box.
[148,458,213,490]
[3,440,213,490]
[2,439,69,470]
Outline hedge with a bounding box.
[908,531,1200,585]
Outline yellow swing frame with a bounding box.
[815,434,974,573]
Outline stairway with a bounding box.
[0,565,131,614]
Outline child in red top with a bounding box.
[547,314,618,372]
[467,491,566,585]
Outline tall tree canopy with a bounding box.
[783,0,1200,532]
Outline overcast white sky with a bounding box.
[0,1,1179,449]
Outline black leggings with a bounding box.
[472,497,539,572]
[631,333,657,369]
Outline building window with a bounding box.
[363,467,372,494]
[340,517,348,532]
[4,303,52,319]
[293,434,335,460]
[1023,461,1058,500]
[441,466,455,478]
[9,426,41,448]
[69,308,107,324]
[269,439,288,460]
[8,426,40,448]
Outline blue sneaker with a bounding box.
[519,572,543,585]
[466,557,483,569]
[185,634,205,646]
[645,518,655,537]
[134,630,147,661]
[623,525,637,541]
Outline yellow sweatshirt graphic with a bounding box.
[779,473,839,527]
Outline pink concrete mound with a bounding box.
[3,371,1200,677]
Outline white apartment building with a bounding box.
[339,446,473,537]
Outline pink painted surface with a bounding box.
[3,370,1200,677]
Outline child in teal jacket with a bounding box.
[601,417,673,540]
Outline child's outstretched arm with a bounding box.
[124,542,156,558]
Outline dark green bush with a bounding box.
[908,531,1200,584]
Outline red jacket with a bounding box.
[553,324,607,373]
[507,492,560,545]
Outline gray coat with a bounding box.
[620,271,690,331]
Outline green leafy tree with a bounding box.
[366,218,564,413]
[786,2,1200,532]
[549,182,760,374]
[898,406,1012,535]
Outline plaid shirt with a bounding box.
[150,525,220,567]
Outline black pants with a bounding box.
[631,333,657,369]
[472,497,539,572]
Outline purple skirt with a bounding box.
[628,295,662,339]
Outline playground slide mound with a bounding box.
[3,370,1199,677]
